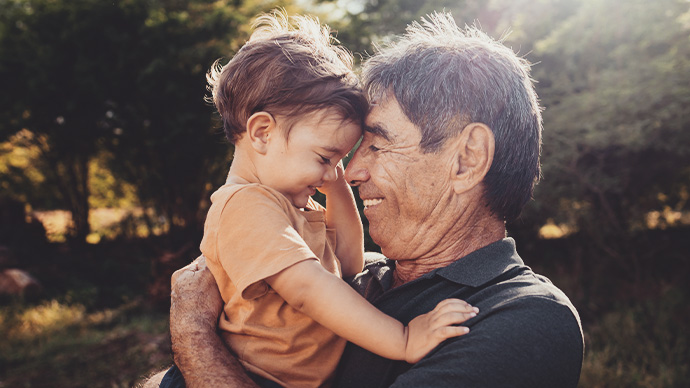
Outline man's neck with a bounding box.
[392,217,506,287]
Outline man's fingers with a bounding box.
[171,255,206,285]
[170,255,224,322]
[172,260,196,285]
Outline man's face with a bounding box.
[345,97,457,260]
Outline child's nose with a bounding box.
[324,166,337,181]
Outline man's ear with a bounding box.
[450,123,495,194]
[246,112,276,154]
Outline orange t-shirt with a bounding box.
[201,183,346,388]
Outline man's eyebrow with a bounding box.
[364,123,392,141]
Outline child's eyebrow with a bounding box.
[319,145,346,155]
[364,123,392,141]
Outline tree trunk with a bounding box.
[71,155,91,242]
[38,142,91,243]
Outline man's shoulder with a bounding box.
[506,265,572,296]
[478,269,582,335]
[489,264,581,323]
[470,263,582,342]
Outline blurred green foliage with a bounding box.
[530,0,690,236]
[0,0,273,241]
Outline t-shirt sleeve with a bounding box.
[389,297,584,388]
[214,186,318,300]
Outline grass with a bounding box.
[579,287,690,388]
[0,299,172,388]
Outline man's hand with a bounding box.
[170,256,223,339]
[169,256,258,388]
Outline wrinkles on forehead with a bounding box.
[361,130,420,166]
[363,123,392,141]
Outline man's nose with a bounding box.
[344,148,369,186]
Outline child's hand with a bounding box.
[317,160,346,196]
[404,299,478,363]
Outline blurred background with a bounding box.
[0,0,688,386]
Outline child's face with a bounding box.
[261,109,362,208]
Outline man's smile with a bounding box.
[362,198,383,208]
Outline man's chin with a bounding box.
[367,223,385,248]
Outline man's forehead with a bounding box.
[363,98,425,146]
[363,123,392,141]
[364,104,396,141]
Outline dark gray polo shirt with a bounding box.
[334,238,584,388]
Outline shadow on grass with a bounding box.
[0,299,172,388]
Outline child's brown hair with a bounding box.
[208,9,368,144]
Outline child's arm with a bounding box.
[266,259,477,363]
[318,161,364,277]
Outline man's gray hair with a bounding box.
[362,12,542,222]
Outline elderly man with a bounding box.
[153,12,583,388]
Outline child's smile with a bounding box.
[259,108,362,208]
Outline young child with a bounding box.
[201,10,477,387]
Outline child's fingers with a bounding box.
[432,299,479,315]
[435,325,471,341]
[432,310,477,327]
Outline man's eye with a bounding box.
[369,145,381,152]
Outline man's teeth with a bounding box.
[363,198,383,207]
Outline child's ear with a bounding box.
[246,112,276,154]
[450,123,495,195]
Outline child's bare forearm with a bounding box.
[324,180,364,276]
[267,260,477,363]
[267,260,408,359]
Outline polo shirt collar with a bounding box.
[432,237,525,287]
[360,238,524,292]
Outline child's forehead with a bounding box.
[278,108,359,134]
[283,112,362,149]
[294,108,350,125]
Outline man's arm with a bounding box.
[169,257,258,388]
